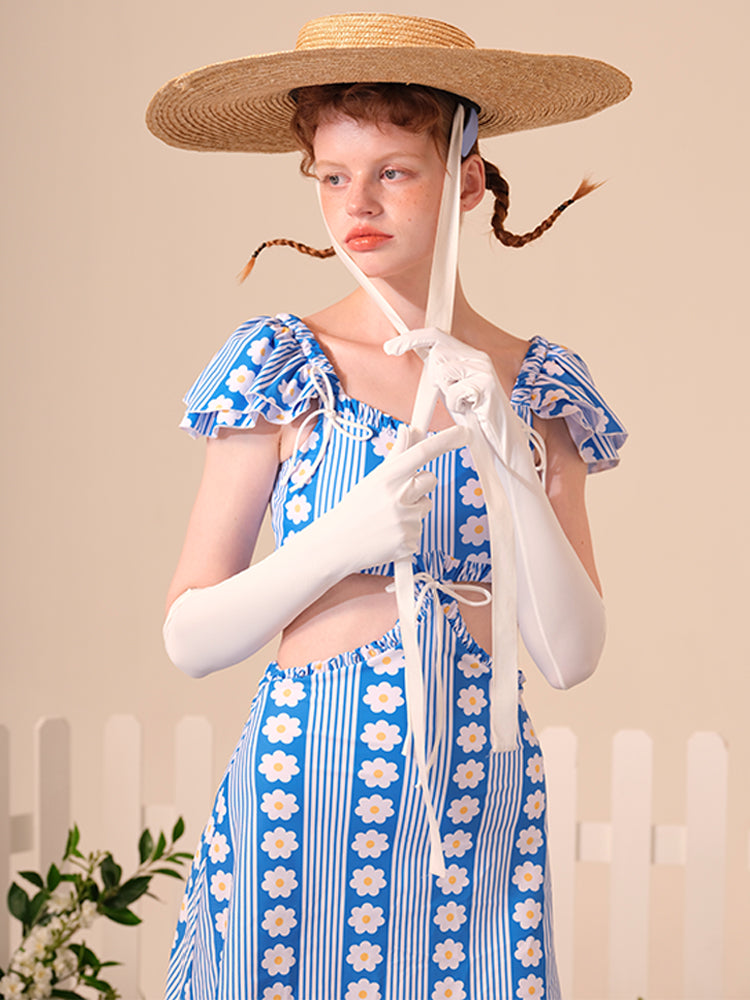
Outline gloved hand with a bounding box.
[386,327,606,690]
[163,423,468,678]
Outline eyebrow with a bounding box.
[314,152,425,170]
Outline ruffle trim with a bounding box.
[512,336,627,473]
[180,315,339,439]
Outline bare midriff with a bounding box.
[277,573,492,670]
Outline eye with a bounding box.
[321,173,344,187]
[381,167,402,181]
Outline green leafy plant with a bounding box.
[0,819,191,999]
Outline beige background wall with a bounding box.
[1,0,748,997]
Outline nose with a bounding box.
[346,175,381,218]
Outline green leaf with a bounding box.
[99,904,141,926]
[70,943,98,969]
[51,990,87,999]
[99,854,122,889]
[63,824,82,861]
[138,828,153,865]
[18,870,45,890]
[47,862,62,891]
[28,889,48,926]
[151,867,186,880]
[165,852,193,862]
[172,816,185,842]
[8,882,30,924]
[107,876,151,908]
[81,974,114,992]
[153,831,167,861]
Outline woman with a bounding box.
[147,14,629,1000]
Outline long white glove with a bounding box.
[164,423,468,678]
[386,329,605,690]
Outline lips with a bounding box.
[345,228,392,252]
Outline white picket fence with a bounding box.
[0,717,741,998]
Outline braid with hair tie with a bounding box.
[483,158,602,248]
[239,238,335,282]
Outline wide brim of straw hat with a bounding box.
[146,13,631,154]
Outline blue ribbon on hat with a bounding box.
[461,106,479,158]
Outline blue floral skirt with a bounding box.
[166,589,559,1000]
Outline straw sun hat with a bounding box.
[146,12,631,154]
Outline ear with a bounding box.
[460,155,485,212]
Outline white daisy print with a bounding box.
[456,723,486,753]
[290,459,314,489]
[432,939,465,971]
[446,796,480,825]
[370,427,399,458]
[346,942,383,973]
[436,864,469,896]
[434,902,467,933]
[345,981,381,1000]
[206,395,238,425]
[456,654,490,679]
[512,862,544,893]
[260,790,299,822]
[348,903,385,935]
[542,359,565,377]
[270,680,306,708]
[456,686,487,716]
[210,871,233,902]
[361,721,402,752]
[515,936,543,968]
[258,750,300,784]
[351,831,389,859]
[367,650,404,675]
[525,754,544,784]
[452,760,485,790]
[262,713,302,744]
[432,978,466,1000]
[354,795,395,825]
[522,719,539,747]
[247,336,271,365]
[262,985,295,1000]
[458,477,485,509]
[178,894,188,923]
[516,827,544,856]
[523,791,546,821]
[459,515,488,547]
[442,830,472,859]
[278,378,301,404]
[262,866,298,900]
[208,832,230,865]
[261,944,295,977]
[358,758,399,789]
[350,866,387,897]
[225,365,252,393]
[261,827,299,860]
[215,789,227,824]
[262,905,298,938]
[298,428,319,454]
[215,908,228,939]
[203,815,215,844]
[513,899,543,931]
[285,494,312,525]
[516,973,545,999]
[363,682,404,714]
[458,446,476,471]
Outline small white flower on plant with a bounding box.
[261,827,299,860]
[79,900,98,928]
[456,723,486,753]
[48,882,75,913]
[358,758,399,789]
[432,938,465,971]
[0,973,25,999]
[348,903,385,935]
[433,901,467,933]
[513,899,543,930]
[261,944,295,976]
[262,866,298,900]
[512,862,544,893]
[360,720,401,752]
[52,948,77,980]
[351,831,389,859]
[11,949,35,977]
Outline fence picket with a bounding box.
[36,718,71,873]
[0,726,9,968]
[175,716,214,850]
[608,729,652,999]
[540,725,577,1000]
[683,731,728,998]
[102,715,142,1000]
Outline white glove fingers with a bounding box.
[399,470,438,504]
[389,424,468,475]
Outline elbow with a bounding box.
[521,597,607,690]
[162,590,216,679]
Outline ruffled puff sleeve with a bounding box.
[180,314,336,439]
[512,336,627,473]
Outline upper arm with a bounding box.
[534,414,602,595]
[166,419,282,611]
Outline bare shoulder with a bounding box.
[462,313,532,398]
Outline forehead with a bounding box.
[312,115,439,161]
